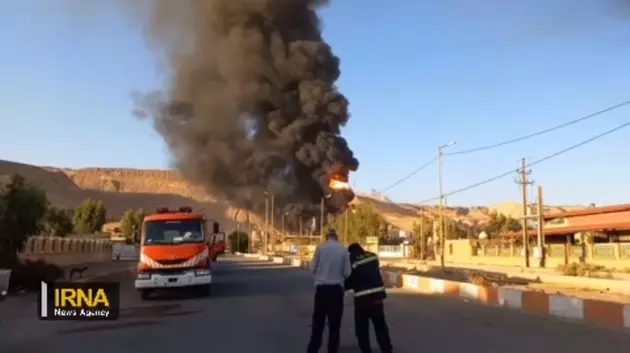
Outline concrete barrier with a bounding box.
[380,258,630,295]
[112,244,139,261]
[20,252,111,267]
[241,253,630,331]
[17,236,113,268]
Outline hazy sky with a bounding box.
[1,0,629,206]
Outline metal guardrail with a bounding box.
[0,269,11,299]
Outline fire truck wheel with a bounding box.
[140,289,152,301]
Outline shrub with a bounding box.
[73,199,107,234]
[0,174,49,268]
[8,259,64,292]
[556,263,611,278]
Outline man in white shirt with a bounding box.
[307,229,352,353]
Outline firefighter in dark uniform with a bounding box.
[344,243,393,353]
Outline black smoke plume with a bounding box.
[131,0,358,222]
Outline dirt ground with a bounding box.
[508,283,630,303]
[386,265,630,304]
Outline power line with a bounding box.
[416,121,630,204]
[446,100,629,156]
[376,100,629,193]
[378,157,438,193]
[445,100,630,156]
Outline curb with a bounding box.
[241,253,630,330]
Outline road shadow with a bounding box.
[210,264,313,299]
[55,303,197,335]
[383,290,630,353]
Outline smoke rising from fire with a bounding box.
[129,0,358,220]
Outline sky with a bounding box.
[1,0,629,207]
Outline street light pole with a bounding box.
[320,197,325,242]
[282,213,286,237]
[438,141,456,268]
[343,207,349,245]
[264,191,269,254]
[270,194,275,253]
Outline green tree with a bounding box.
[0,174,49,268]
[412,217,434,259]
[93,200,107,233]
[43,206,73,237]
[326,203,385,245]
[120,208,145,243]
[120,209,136,241]
[73,199,107,234]
[481,211,522,238]
[445,220,468,239]
[73,198,95,233]
[133,208,145,228]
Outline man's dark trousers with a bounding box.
[307,284,344,353]
[354,301,393,353]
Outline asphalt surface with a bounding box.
[2,255,629,353]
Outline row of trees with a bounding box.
[0,174,113,267]
[39,198,108,237]
[0,175,49,268]
[480,211,522,237]
[323,203,478,246]
[324,203,390,245]
[73,199,107,235]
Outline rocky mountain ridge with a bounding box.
[0,159,586,232]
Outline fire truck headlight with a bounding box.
[195,269,211,276]
[137,272,151,280]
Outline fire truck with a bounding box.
[134,206,226,300]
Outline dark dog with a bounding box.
[69,266,89,279]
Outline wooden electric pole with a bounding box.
[264,191,269,254]
[270,194,275,253]
[247,210,252,253]
[516,158,533,267]
[419,208,425,260]
[320,197,325,242]
[536,185,546,268]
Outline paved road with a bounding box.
[2,256,629,353]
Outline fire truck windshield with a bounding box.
[143,219,204,245]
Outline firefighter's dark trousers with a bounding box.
[307,284,344,353]
[354,301,393,353]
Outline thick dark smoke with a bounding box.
[130,0,358,222]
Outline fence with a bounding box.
[475,243,630,262]
[377,245,412,258]
[20,236,112,255]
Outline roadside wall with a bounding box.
[447,239,630,269]
[18,236,112,267]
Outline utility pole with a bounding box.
[270,194,275,253]
[281,212,286,238]
[343,207,349,245]
[516,158,533,267]
[264,191,269,254]
[247,210,252,253]
[537,185,546,268]
[437,141,455,268]
[320,197,325,242]
[299,217,303,237]
[419,208,425,260]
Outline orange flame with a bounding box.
[329,178,351,191]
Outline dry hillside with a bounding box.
[0,159,586,233]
